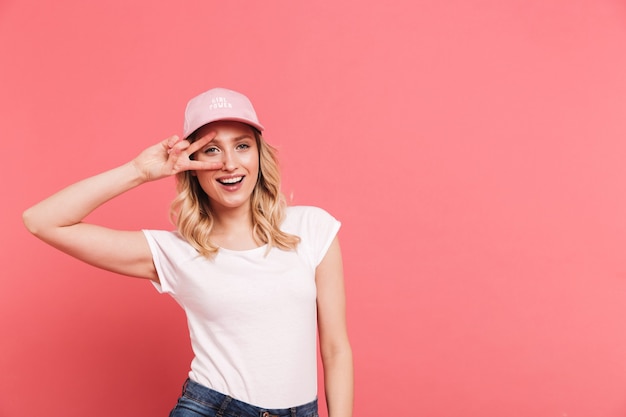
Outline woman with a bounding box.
[23,88,353,417]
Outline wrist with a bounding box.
[124,160,152,185]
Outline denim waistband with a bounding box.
[181,378,318,417]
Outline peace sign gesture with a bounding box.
[133,133,223,181]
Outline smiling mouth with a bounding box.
[217,176,244,185]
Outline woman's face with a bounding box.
[192,121,260,214]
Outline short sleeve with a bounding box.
[142,229,197,295]
[283,206,341,267]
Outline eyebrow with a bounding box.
[208,134,254,144]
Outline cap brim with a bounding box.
[184,117,264,138]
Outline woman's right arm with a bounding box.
[22,133,221,281]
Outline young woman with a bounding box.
[23,88,353,417]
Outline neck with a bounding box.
[209,203,263,250]
[215,216,252,235]
[211,204,253,232]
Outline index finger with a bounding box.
[188,160,224,171]
[186,130,218,155]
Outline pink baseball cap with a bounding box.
[183,87,264,138]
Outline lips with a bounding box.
[217,176,244,185]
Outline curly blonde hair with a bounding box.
[169,130,300,258]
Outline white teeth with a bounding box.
[218,176,243,184]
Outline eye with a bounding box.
[236,143,251,150]
[203,146,220,154]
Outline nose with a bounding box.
[221,150,237,171]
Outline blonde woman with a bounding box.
[23,88,353,417]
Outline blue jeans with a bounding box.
[169,379,319,417]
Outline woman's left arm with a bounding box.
[316,236,354,417]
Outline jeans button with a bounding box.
[262,413,269,417]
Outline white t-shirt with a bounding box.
[143,206,340,408]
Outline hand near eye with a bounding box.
[22,131,222,281]
[133,133,223,181]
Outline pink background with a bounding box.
[2,1,626,416]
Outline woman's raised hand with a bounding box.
[22,131,224,280]
[133,133,223,181]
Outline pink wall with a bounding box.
[2,1,626,416]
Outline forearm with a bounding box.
[323,347,354,417]
[23,161,146,235]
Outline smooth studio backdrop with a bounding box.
[2,1,626,416]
